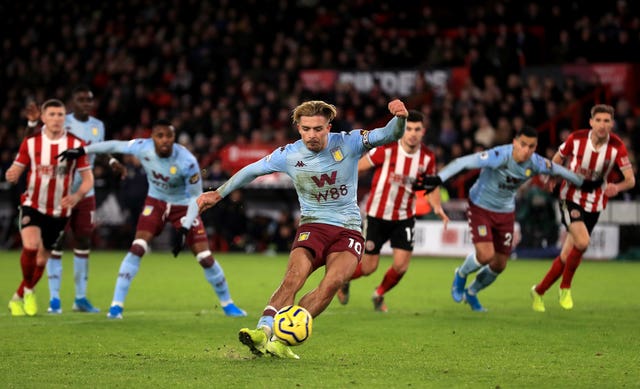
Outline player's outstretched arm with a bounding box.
[547,161,602,192]
[197,139,288,214]
[196,190,222,213]
[388,99,409,118]
[57,147,86,161]
[197,158,271,213]
[367,99,408,148]
[548,161,582,186]
[579,178,604,192]
[437,151,494,183]
[413,173,443,193]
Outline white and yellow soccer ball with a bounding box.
[273,305,313,346]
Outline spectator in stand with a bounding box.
[270,211,297,253]
[209,189,250,252]
[204,159,230,190]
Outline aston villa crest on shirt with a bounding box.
[142,205,154,216]
[331,147,343,162]
[298,232,310,241]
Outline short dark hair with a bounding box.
[407,110,424,123]
[152,118,176,132]
[71,84,92,95]
[591,104,614,118]
[516,126,538,138]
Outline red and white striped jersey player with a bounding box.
[336,110,449,312]
[5,99,93,317]
[531,103,635,312]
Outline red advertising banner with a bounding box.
[562,63,638,104]
[299,68,466,98]
[218,143,294,187]
[219,143,274,174]
[300,64,637,103]
[299,70,338,92]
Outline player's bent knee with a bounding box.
[325,275,348,293]
[491,262,507,273]
[476,251,495,264]
[573,239,590,252]
[360,264,377,276]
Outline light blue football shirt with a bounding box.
[438,144,584,213]
[66,113,105,197]
[86,139,202,228]
[215,116,406,232]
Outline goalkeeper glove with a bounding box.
[57,147,86,162]
[172,227,189,257]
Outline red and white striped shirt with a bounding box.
[558,129,630,212]
[14,128,90,217]
[365,140,436,221]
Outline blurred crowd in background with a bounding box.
[1,0,639,251]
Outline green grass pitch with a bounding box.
[1,251,639,388]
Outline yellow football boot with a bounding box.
[238,327,268,356]
[8,300,26,317]
[530,285,545,312]
[559,288,573,310]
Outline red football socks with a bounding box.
[560,247,584,289]
[18,248,38,293]
[535,256,565,295]
[376,267,404,296]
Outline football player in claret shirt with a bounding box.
[57,119,246,319]
[196,99,409,359]
[6,99,94,316]
[336,110,449,312]
[419,126,602,312]
[531,104,635,312]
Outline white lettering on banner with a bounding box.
[381,221,619,260]
[337,70,449,97]
[423,71,449,96]
[220,143,275,174]
[590,64,629,95]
